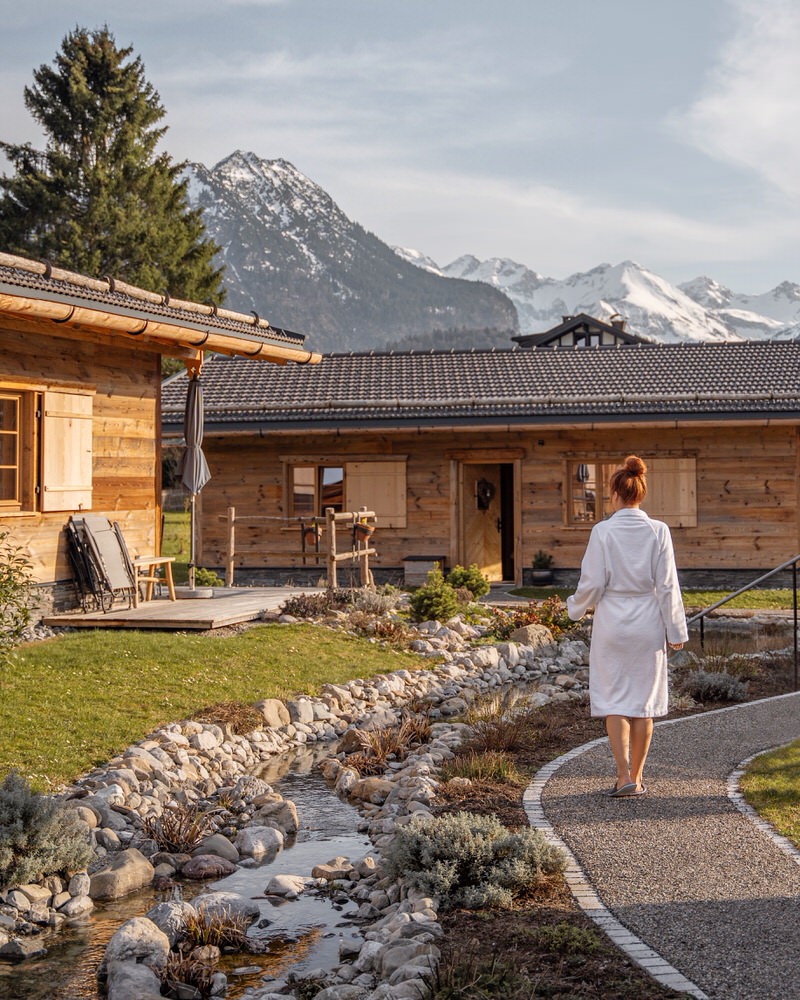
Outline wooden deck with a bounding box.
[42,587,318,631]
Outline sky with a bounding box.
[1,0,798,293]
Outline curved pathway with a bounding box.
[524,693,800,1000]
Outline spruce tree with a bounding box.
[0,26,224,303]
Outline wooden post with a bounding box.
[225,506,235,586]
[358,506,371,586]
[326,507,337,588]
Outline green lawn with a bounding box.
[161,510,190,584]
[0,624,422,790]
[510,587,795,611]
[740,740,800,850]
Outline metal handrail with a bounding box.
[686,554,799,690]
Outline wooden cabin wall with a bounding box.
[0,326,162,584]
[200,422,799,580]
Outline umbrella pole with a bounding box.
[189,493,196,590]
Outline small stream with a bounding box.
[0,742,368,1000]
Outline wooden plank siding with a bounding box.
[0,326,162,583]
[197,423,800,580]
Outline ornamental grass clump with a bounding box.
[383,810,566,910]
[0,771,93,889]
[142,802,216,854]
[463,689,540,753]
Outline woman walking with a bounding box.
[567,456,688,796]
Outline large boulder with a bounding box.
[89,849,154,901]
[193,833,240,863]
[509,623,554,649]
[98,917,169,987]
[253,698,291,728]
[234,825,283,861]
[251,798,299,836]
[192,890,260,924]
[105,960,164,1000]
[348,777,394,804]
[144,900,197,947]
[181,854,237,880]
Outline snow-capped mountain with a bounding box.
[186,151,517,351]
[394,249,800,342]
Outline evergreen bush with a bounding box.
[445,564,490,600]
[409,564,459,623]
[0,771,93,889]
[680,669,749,703]
[383,810,566,910]
[0,530,34,657]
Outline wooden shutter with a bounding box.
[345,460,407,528]
[41,390,93,511]
[643,457,696,527]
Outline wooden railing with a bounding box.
[686,554,800,690]
[219,506,377,588]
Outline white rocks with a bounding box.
[144,901,196,947]
[99,916,169,976]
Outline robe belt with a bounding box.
[604,588,656,596]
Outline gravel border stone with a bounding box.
[527,692,800,1000]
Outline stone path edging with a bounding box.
[523,739,709,1000]
[524,693,800,1000]
[727,741,800,870]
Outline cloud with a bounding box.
[672,0,800,199]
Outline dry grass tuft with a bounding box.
[192,700,264,734]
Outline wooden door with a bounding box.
[461,463,503,581]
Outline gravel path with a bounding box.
[527,693,800,1000]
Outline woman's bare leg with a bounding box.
[629,717,653,789]
[605,715,632,789]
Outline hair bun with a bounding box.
[625,455,646,477]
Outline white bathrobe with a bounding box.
[567,507,688,718]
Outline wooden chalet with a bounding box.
[0,252,320,611]
[512,313,652,349]
[161,326,800,590]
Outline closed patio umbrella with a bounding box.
[179,373,211,589]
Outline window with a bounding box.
[291,465,344,516]
[0,385,93,513]
[567,457,696,528]
[0,394,21,508]
[567,461,615,523]
[290,460,407,527]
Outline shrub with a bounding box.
[0,530,34,657]
[352,585,402,614]
[142,802,216,853]
[680,669,749,703]
[0,771,93,889]
[194,567,224,587]
[409,564,459,623]
[383,810,566,910]
[489,596,575,640]
[463,689,540,753]
[446,564,490,600]
[280,588,356,618]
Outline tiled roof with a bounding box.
[161,341,800,431]
[0,252,313,356]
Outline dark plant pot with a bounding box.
[531,569,553,584]
[354,523,375,541]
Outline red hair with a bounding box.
[610,455,647,504]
